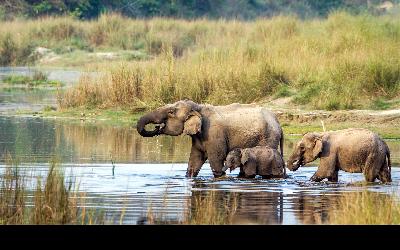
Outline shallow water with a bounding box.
[0,116,399,225]
[1,67,400,224]
[0,67,81,114]
[0,67,81,85]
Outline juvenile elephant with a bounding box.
[223,146,286,179]
[137,100,283,178]
[287,128,391,183]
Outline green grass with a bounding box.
[281,121,400,139]
[39,108,143,127]
[274,85,293,99]
[3,71,63,87]
[370,98,400,110]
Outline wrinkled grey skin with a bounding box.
[287,128,391,183]
[137,100,283,178]
[223,146,286,179]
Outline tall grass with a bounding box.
[0,156,105,224]
[1,12,399,109]
[328,191,400,225]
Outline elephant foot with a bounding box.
[213,171,226,178]
[185,169,200,178]
[310,174,323,182]
[327,176,339,182]
[237,172,245,178]
[239,174,256,179]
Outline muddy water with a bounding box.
[0,116,399,224]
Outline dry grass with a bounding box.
[0,155,106,224]
[328,191,400,225]
[52,13,400,111]
[1,12,399,110]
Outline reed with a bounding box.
[0,156,105,224]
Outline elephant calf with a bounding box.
[223,146,286,179]
[287,128,391,183]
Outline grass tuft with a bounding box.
[0,155,105,224]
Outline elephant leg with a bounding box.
[310,173,324,182]
[237,167,246,178]
[327,170,338,182]
[261,175,273,179]
[243,162,257,179]
[185,147,207,178]
[310,157,337,182]
[363,152,380,182]
[207,141,227,178]
[208,158,226,177]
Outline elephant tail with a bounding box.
[280,129,284,158]
[386,145,391,174]
[280,129,286,177]
[383,140,391,176]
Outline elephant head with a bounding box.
[223,148,251,172]
[137,100,202,137]
[287,132,323,171]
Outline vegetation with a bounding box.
[0,157,106,224]
[1,0,398,20]
[328,191,400,224]
[3,71,62,87]
[41,108,143,126]
[41,12,400,111]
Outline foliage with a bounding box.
[3,71,62,87]
[50,13,400,110]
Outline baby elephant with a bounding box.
[223,146,286,179]
[287,128,391,183]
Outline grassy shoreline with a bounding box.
[13,106,400,139]
[1,13,399,111]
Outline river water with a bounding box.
[0,67,399,224]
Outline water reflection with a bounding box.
[288,192,334,224]
[0,116,400,224]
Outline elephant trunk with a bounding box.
[287,150,302,171]
[136,111,167,137]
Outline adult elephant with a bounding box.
[286,128,392,183]
[136,100,283,178]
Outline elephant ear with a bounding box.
[312,137,323,158]
[241,149,251,165]
[183,111,202,135]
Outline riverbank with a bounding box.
[10,105,400,139]
[1,13,399,111]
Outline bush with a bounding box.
[0,33,17,66]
